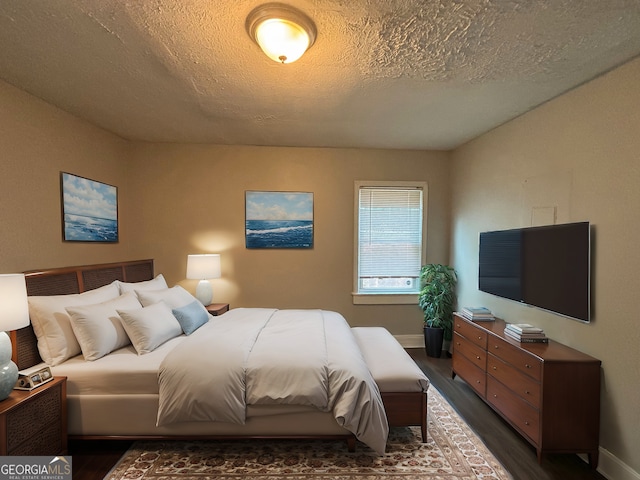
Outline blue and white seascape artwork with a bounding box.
[62,173,118,242]
[246,191,313,248]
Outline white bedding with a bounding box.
[50,335,186,395]
[50,307,390,453]
[157,308,389,454]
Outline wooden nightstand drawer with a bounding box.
[6,381,62,451]
[9,420,63,456]
[0,376,67,456]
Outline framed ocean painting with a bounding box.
[245,191,313,248]
[61,172,118,242]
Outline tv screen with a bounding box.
[478,222,591,322]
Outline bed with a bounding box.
[11,259,429,453]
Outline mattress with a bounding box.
[50,335,185,395]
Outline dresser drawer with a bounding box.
[453,317,487,349]
[487,376,540,444]
[488,336,542,381]
[453,351,486,398]
[453,332,487,370]
[487,353,541,409]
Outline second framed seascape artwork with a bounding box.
[245,191,313,249]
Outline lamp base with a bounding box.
[195,280,213,306]
[0,332,18,401]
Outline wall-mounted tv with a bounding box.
[478,221,591,322]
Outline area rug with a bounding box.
[105,387,511,480]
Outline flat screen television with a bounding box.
[478,221,591,322]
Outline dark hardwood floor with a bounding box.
[69,348,606,480]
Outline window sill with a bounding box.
[352,293,418,305]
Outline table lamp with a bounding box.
[0,274,30,401]
[186,254,221,305]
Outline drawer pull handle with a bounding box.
[476,380,481,384]
[476,356,481,360]
[494,345,499,349]
[525,364,532,369]
[492,366,497,370]
[524,421,530,426]
[525,390,530,395]
[493,394,497,398]
[478,336,482,340]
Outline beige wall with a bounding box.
[0,81,133,272]
[0,76,451,335]
[125,143,451,335]
[451,57,640,477]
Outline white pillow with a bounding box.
[116,274,168,294]
[66,292,141,361]
[136,285,199,309]
[28,282,120,365]
[117,302,182,355]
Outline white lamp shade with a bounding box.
[186,254,221,280]
[0,274,28,400]
[0,274,30,332]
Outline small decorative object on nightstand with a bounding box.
[0,376,67,455]
[206,303,229,316]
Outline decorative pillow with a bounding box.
[172,300,210,335]
[117,302,183,355]
[136,285,199,309]
[116,274,168,294]
[66,292,141,361]
[28,282,120,365]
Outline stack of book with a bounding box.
[504,323,548,343]
[460,307,495,321]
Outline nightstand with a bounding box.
[206,303,229,316]
[0,376,67,455]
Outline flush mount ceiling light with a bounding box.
[246,3,317,64]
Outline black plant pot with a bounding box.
[424,326,444,358]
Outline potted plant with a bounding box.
[418,264,457,358]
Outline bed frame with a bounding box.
[11,259,427,450]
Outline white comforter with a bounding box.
[157,308,389,453]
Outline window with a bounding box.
[353,181,427,304]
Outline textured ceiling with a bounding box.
[1,0,640,150]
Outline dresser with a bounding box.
[452,314,601,468]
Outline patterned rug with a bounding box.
[105,387,511,480]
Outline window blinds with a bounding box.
[358,186,423,293]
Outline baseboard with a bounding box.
[395,334,424,349]
[591,447,640,480]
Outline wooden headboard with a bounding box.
[10,259,154,370]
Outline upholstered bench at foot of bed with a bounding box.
[351,327,430,442]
